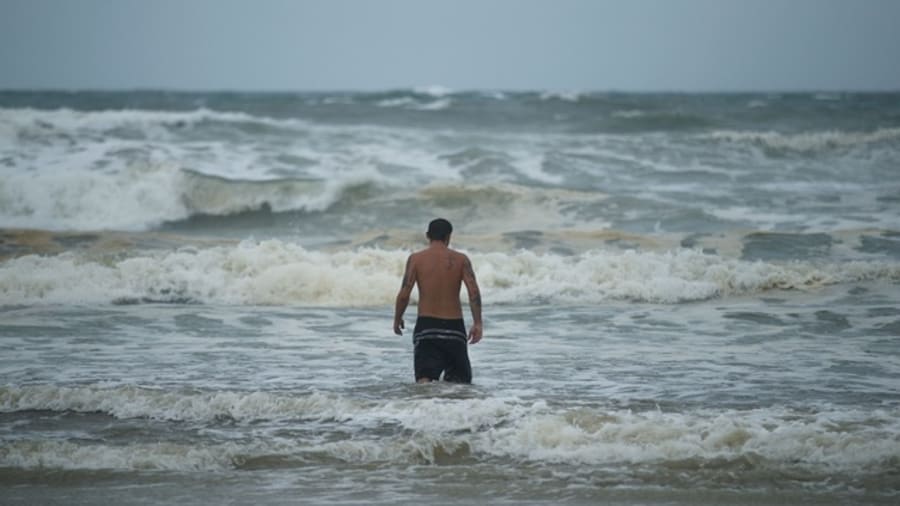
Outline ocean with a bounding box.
[1,89,899,505]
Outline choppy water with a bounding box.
[1,90,899,505]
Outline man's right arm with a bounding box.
[462,255,483,344]
[393,255,416,335]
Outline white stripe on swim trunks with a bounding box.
[414,328,466,342]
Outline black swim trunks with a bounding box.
[413,316,472,384]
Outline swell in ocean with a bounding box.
[2,93,899,234]
[2,383,898,491]
[1,237,898,306]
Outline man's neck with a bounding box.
[428,240,449,249]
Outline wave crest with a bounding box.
[2,241,898,306]
[0,164,354,231]
[2,384,898,474]
[0,384,360,422]
[707,127,900,153]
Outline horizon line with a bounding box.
[2,85,900,95]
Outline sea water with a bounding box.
[1,90,899,505]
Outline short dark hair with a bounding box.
[427,218,453,241]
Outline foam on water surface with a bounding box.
[2,239,898,306]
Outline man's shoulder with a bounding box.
[410,246,469,263]
[408,249,430,265]
[450,249,470,261]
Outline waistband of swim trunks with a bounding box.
[415,316,465,329]
[414,316,466,342]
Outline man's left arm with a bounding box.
[462,255,483,344]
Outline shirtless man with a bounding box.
[393,218,483,383]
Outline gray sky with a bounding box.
[2,0,899,92]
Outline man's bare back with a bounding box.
[409,244,466,319]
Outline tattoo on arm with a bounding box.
[464,257,477,282]
[400,262,409,288]
[463,256,482,322]
[400,257,415,290]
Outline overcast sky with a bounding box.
[2,0,899,92]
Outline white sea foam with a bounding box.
[0,162,185,230]
[0,384,361,422]
[480,406,900,470]
[539,91,581,102]
[0,241,405,306]
[2,106,897,237]
[0,106,409,180]
[376,97,453,110]
[413,98,452,111]
[482,91,507,100]
[707,127,900,152]
[2,384,898,472]
[0,107,307,145]
[0,107,349,229]
[0,164,341,230]
[413,85,454,97]
[376,97,419,108]
[0,440,247,472]
[814,93,843,101]
[611,109,647,119]
[2,107,552,230]
[2,240,898,306]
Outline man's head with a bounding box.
[426,218,453,243]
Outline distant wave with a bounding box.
[0,164,349,231]
[375,96,452,111]
[601,110,713,132]
[0,106,311,138]
[412,85,455,97]
[2,240,898,306]
[706,127,900,153]
[2,384,898,475]
[180,169,330,213]
[3,101,898,236]
[539,91,582,102]
[0,384,359,423]
[0,166,583,232]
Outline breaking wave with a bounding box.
[0,165,344,231]
[1,240,898,306]
[706,127,900,153]
[2,384,898,476]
